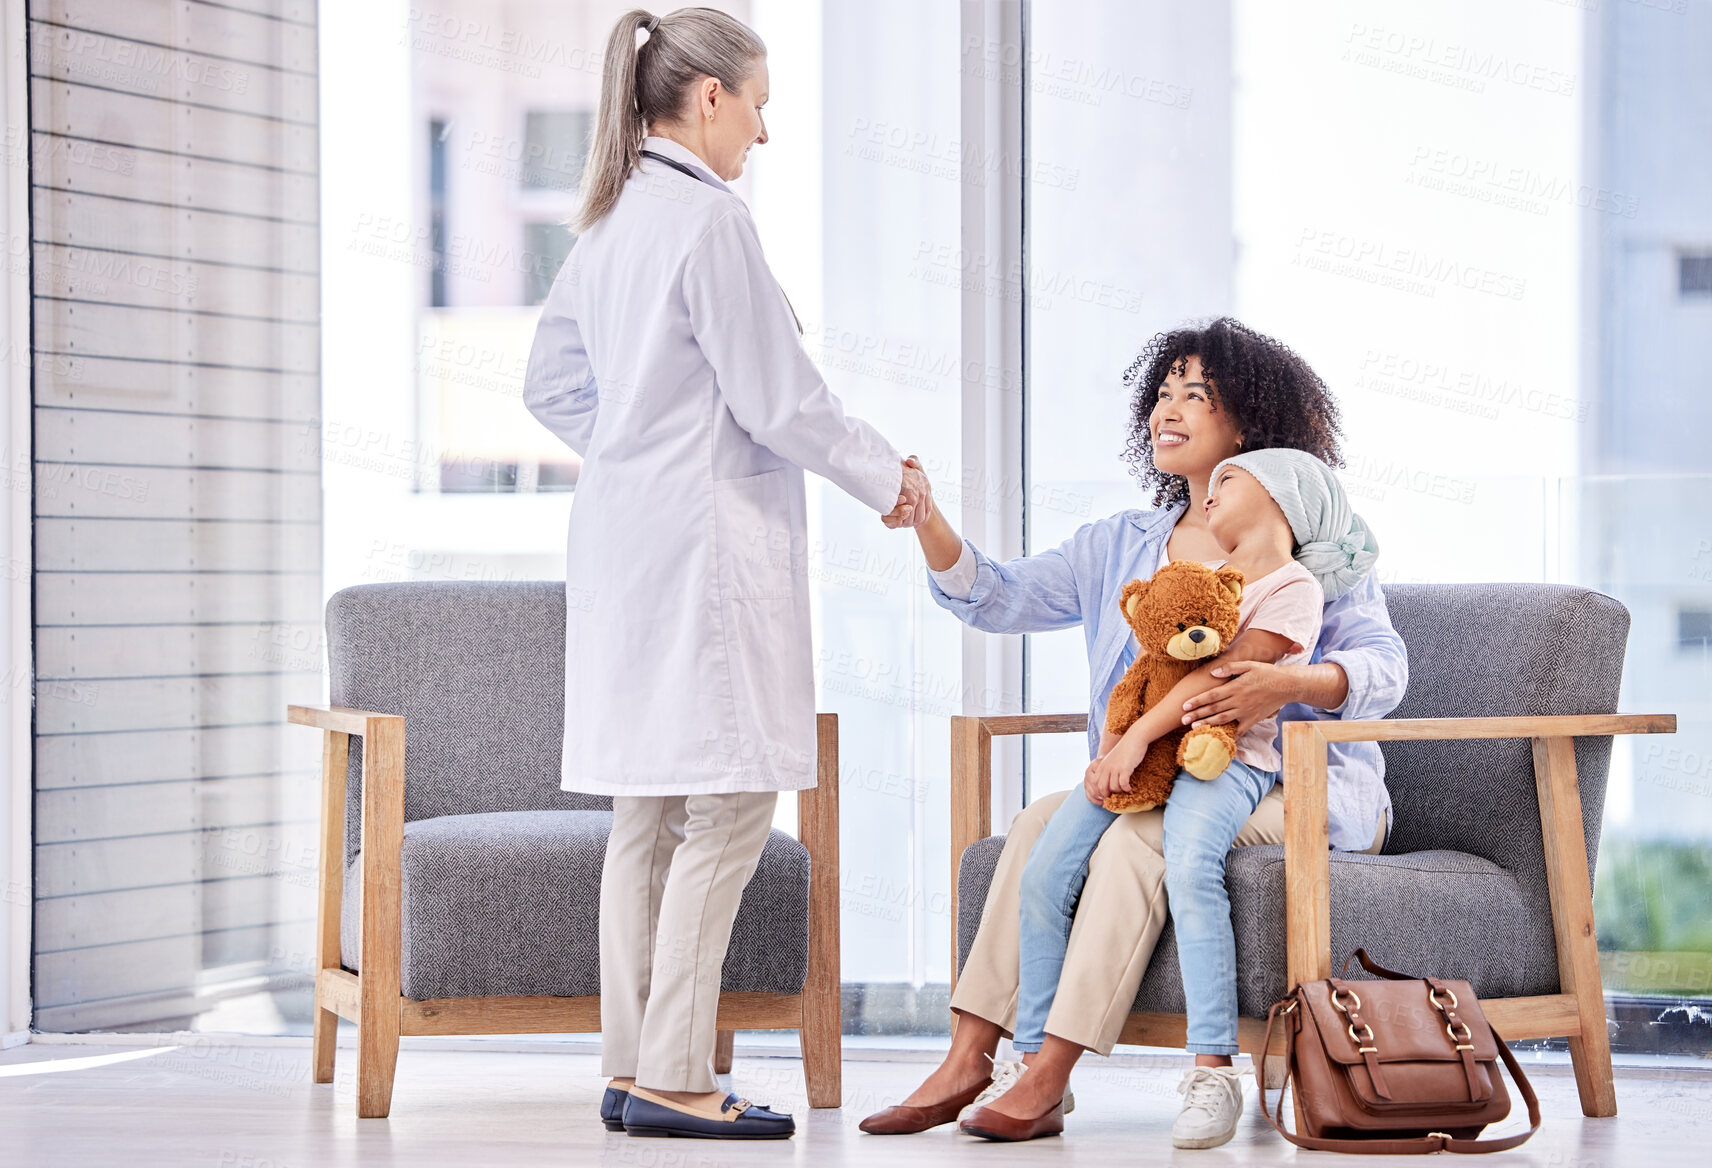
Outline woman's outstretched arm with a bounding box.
[913,479,966,572]
[910,467,1088,636]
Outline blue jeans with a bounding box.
[1013,759,1279,1056]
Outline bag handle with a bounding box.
[1258,993,1542,1155]
[1343,947,1415,981]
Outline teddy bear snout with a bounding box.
[1166,625,1224,660]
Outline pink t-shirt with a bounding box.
[1228,559,1323,770]
[1136,544,1323,772]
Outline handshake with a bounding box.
[881,455,935,530]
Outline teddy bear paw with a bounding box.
[1182,733,1233,781]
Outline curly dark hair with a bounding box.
[1119,317,1344,507]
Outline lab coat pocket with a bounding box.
[711,467,793,599]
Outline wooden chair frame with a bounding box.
[289,704,844,1118]
[949,711,1676,1120]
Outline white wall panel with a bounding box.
[29,0,322,1030]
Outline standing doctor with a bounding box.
[523,6,930,1142]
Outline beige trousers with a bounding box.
[600,790,778,1091]
[950,785,1387,1057]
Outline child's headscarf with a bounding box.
[1209,448,1379,601]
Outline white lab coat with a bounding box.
[523,135,903,796]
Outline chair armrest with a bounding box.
[948,713,1088,992]
[961,713,1092,738]
[288,703,403,736]
[1313,713,1675,743]
[287,702,406,868]
[288,702,405,1007]
[1281,712,1676,988]
[950,712,1088,871]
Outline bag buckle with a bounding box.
[1427,983,1475,1050]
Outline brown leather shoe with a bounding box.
[957,1099,1066,1142]
[858,1078,989,1135]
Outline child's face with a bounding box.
[1204,465,1290,553]
[1148,355,1243,482]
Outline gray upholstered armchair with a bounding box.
[290,582,841,1118]
[951,583,1674,1118]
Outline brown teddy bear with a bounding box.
[1101,560,1246,813]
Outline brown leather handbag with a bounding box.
[1258,949,1541,1154]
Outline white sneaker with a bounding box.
[955,1055,1075,1125]
[1172,1065,1246,1149]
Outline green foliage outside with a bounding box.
[1595,834,1712,996]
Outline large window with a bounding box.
[1022,0,1712,1047]
[27,0,1706,1045]
[321,0,967,1031]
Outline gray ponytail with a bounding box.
[574,7,766,233]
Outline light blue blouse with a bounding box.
[924,501,1408,851]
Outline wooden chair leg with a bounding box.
[799,715,843,1109]
[800,973,842,1108]
[312,731,349,1086]
[1238,1019,1286,1089]
[356,986,401,1119]
[713,1029,735,1075]
[1534,736,1618,1117]
[1281,723,1332,1135]
[1565,977,1617,1118]
[356,717,406,1118]
[311,982,338,1084]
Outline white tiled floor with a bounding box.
[2,1038,1709,1166]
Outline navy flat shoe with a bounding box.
[600,1086,630,1132]
[622,1091,795,1139]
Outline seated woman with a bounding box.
[963,446,1372,1146]
[860,317,1407,1146]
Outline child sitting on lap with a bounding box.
[991,448,1376,1151]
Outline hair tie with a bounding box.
[645,15,660,33]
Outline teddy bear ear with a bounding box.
[1122,578,1149,620]
[1215,567,1244,602]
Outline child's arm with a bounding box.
[1184,579,1347,731]
[1142,629,1294,742]
[1088,629,1294,799]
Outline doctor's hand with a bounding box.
[881,456,934,529]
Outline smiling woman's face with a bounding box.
[1148,354,1244,486]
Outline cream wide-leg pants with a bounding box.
[599,791,778,1091]
[950,784,1391,1057]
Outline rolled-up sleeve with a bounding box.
[683,207,903,514]
[926,540,978,599]
[522,276,600,457]
[1316,570,1409,720]
[925,534,1083,635]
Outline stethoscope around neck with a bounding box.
[640,148,706,184]
[639,148,803,335]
